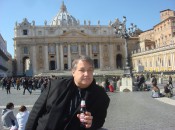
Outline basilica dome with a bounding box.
[51,2,79,26]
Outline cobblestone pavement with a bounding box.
[0,86,175,130]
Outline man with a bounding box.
[25,55,110,130]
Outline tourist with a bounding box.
[6,78,11,94]
[25,55,110,130]
[151,81,160,98]
[23,77,32,95]
[168,75,173,88]
[164,84,172,98]
[108,83,114,92]
[16,105,30,130]
[1,102,18,129]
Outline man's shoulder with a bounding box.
[50,77,73,87]
[92,84,108,96]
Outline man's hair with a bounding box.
[6,102,14,109]
[72,55,94,70]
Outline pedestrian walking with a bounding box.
[16,78,21,90]
[23,77,31,95]
[6,78,11,94]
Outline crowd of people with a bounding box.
[0,75,121,95]
[0,76,51,95]
[151,75,174,98]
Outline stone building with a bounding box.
[132,9,175,73]
[14,2,139,76]
[0,34,12,77]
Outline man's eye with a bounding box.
[88,68,94,72]
[79,69,85,72]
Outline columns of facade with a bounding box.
[60,43,64,70]
[86,43,89,55]
[56,44,60,70]
[89,44,92,58]
[68,44,71,69]
[172,52,175,70]
[44,45,49,71]
[152,55,155,69]
[78,44,81,55]
[99,43,103,69]
[32,45,37,75]
[171,52,174,70]
[109,43,114,69]
[163,53,167,69]
[16,46,23,75]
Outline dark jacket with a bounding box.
[25,77,110,130]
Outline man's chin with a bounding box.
[80,82,91,88]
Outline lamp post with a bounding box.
[112,16,137,77]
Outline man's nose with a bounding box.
[84,71,88,75]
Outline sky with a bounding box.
[0,0,175,58]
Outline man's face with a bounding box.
[72,60,94,88]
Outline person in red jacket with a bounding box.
[108,83,114,92]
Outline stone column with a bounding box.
[163,53,167,70]
[172,52,175,70]
[86,43,89,55]
[16,46,23,75]
[78,44,81,55]
[99,43,103,69]
[32,45,37,75]
[68,44,71,69]
[56,44,60,70]
[171,52,174,70]
[109,43,114,69]
[152,56,155,69]
[60,43,64,70]
[44,45,49,71]
[89,44,92,57]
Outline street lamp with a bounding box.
[112,16,137,77]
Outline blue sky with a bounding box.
[0,0,175,58]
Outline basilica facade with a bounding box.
[14,2,139,76]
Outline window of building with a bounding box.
[24,47,28,54]
[71,45,78,53]
[117,45,120,51]
[23,30,28,35]
[81,45,86,55]
[38,31,42,35]
[48,45,55,54]
[168,59,171,66]
[92,44,99,53]
[63,46,68,54]
[63,30,66,33]
[103,30,107,33]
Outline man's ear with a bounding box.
[72,70,74,75]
